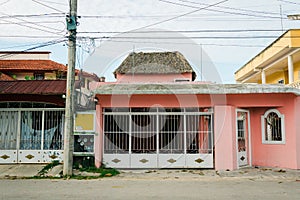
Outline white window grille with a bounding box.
[261,109,285,144]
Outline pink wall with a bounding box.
[98,94,208,108]
[296,97,300,169]
[249,106,298,169]
[95,92,299,169]
[214,105,237,170]
[116,73,192,83]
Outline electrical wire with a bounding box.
[31,0,66,14]
[81,35,300,40]
[0,35,66,38]
[0,18,66,35]
[0,10,66,35]
[179,0,282,16]
[38,0,68,6]
[0,20,65,26]
[0,13,65,19]
[159,0,283,19]
[77,29,288,34]
[0,0,10,7]
[119,0,229,33]
[103,39,274,48]
[278,0,300,6]
[0,38,67,59]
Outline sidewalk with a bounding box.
[1,164,300,181]
[0,164,46,179]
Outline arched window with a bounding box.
[261,109,285,144]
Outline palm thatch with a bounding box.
[114,51,196,80]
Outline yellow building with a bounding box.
[235,29,300,88]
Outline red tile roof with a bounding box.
[0,72,14,81]
[0,80,66,95]
[0,60,67,71]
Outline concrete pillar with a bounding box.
[94,103,103,168]
[288,55,294,84]
[261,70,266,84]
[214,105,237,170]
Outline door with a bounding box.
[236,110,250,167]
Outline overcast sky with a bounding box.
[1,0,300,83]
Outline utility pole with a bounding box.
[63,0,77,176]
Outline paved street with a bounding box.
[1,169,300,200]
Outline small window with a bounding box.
[34,73,44,80]
[261,109,285,144]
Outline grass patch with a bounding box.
[38,160,61,176]
[78,166,120,177]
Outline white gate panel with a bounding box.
[103,108,214,169]
[186,154,213,168]
[158,154,185,168]
[131,154,157,168]
[18,150,43,163]
[43,150,64,163]
[103,154,130,168]
[238,151,247,166]
[0,150,17,163]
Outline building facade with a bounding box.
[235,29,300,88]
[0,51,98,164]
[92,51,300,170]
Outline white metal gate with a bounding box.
[103,108,213,168]
[0,108,64,164]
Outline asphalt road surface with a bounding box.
[1,176,300,200]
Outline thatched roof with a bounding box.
[114,51,196,80]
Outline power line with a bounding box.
[278,0,300,6]
[0,18,66,35]
[0,10,66,35]
[0,13,65,19]
[159,0,283,19]
[77,29,288,34]
[0,0,10,7]
[103,39,273,47]
[38,0,68,6]
[179,0,282,16]
[0,35,66,38]
[121,0,229,33]
[82,35,300,40]
[0,20,65,26]
[0,38,67,59]
[0,41,63,50]
[31,0,66,13]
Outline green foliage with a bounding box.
[79,166,120,177]
[24,75,35,80]
[38,160,60,176]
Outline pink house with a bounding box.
[92,51,300,170]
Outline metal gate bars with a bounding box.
[0,109,65,163]
[103,108,213,168]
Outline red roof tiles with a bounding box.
[0,80,66,95]
[0,72,14,81]
[0,60,67,71]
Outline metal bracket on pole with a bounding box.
[66,16,77,31]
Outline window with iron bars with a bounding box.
[261,109,285,144]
